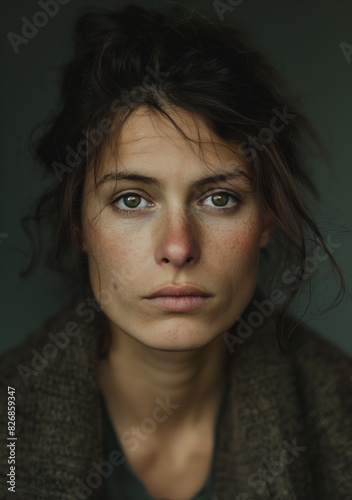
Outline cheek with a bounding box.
[85,224,146,296]
[209,222,263,325]
[214,220,263,265]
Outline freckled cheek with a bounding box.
[214,224,262,262]
[86,221,125,257]
[86,227,146,290]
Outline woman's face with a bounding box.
[81,107,272,351]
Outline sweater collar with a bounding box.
[20,293,312,499]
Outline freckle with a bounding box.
[113,281,118,290]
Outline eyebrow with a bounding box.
[96,167,252,190]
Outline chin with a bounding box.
[134,328,219,352]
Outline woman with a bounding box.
[0,4,351,500]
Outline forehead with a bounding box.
[97,106,246,177]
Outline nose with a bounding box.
[155,208,201,267]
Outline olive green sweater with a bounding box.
[0,295,351,499]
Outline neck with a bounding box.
[97,322,230,435]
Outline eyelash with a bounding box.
[111,191,241,216]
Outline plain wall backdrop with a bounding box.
[0,0,351,354]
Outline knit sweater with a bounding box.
[0,294,351,500]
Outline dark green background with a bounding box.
[1,0,351,354]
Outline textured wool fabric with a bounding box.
[0,294,351,500]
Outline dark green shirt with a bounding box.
[99,379,230,500]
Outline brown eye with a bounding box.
[113,192,152,212]
[123,194,141,208]
[212,193,229,207]
[202,191,239,209]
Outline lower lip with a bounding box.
[145,296,210,312]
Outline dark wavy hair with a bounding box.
[21,3,344,353]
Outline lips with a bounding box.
[146,285,211,298]
[144,285,212,312]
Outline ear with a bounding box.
[259,215,276,249]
